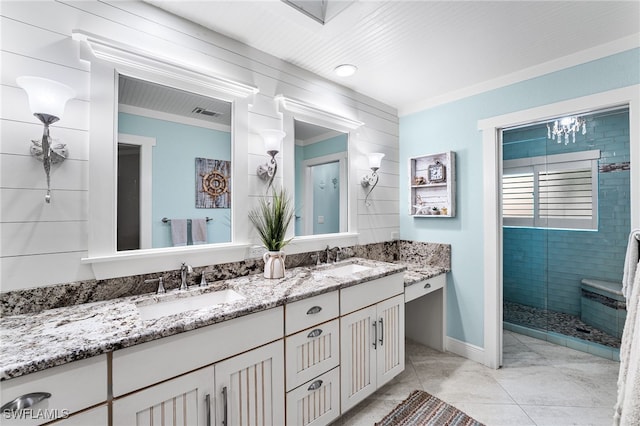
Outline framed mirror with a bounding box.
[76,31,256,278]
[277,95,363,252]
[294,120,348,236]
[117,75,232,250]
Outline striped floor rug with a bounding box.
[375,390,485,426]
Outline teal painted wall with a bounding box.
[399,48,639,347]
[503,110,630,316]
[118,113,231,247]
[294,134,348,235]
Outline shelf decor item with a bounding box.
[409,151,456,217]
[428,161,446,183]
[249,188,294,279]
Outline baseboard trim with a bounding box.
[445,336,485,365]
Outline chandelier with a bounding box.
[547,116,586,145]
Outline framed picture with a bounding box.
[196,157,231,208]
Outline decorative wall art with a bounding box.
[196,157,231,208]
[409,151,456,217]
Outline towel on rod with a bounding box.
[170,219,188,247]
[622,229,640,300]
[614,259,640,425]
[191,218,208,245]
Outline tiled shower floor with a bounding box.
[504,301,621,348]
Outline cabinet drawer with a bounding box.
[404,273,446,303]
[340,273,404,315]
[113,307,283,397]
[286,367,340,426]
[0,355,107,426]
[285,291,339,335]
[285,319,340,391]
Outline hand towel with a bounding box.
[170,219,188,247]
[191,218,208,245]
[622,229,640,300]
[614,259,640,425]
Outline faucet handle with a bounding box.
[144,277,166,294]
[335,247,343,262]
[199,272,208,287]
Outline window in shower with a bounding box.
[503,150,599,230]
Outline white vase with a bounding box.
[263,251,286,279]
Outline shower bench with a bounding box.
[580,278,626,339]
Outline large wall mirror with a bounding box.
[117,75,232,250]
[278,95,363,251]
[76,31,255,278]
[294,120,347,236]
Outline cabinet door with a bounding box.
[339,305,377,412]
[112,365,214,426]
[214,340,285,426]
[376,294,405,388]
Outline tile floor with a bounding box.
[335,330,620,426]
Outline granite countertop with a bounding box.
[0,257,449,381]
[400,261,449,286]
[1,258,424,381]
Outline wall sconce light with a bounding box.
[361,152,384,206]
[256,129,285,188]
[17,76,76,203]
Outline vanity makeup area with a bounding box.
[0,4,450,425]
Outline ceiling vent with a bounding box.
[192,107,222,118]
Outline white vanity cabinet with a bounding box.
[0,355,108,426]
[111,307,284,426]
[112,340,285,426]
[339,274,405,413]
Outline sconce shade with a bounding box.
[259,129,286,154]
[16,76,75,120]
[368,152,385,170]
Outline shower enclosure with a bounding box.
[502,108,630,357]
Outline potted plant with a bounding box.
[249,188,294,279]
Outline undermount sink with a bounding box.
[321,263,372,277]
[136,289,245,321]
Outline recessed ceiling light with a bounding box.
[334,64,357,77]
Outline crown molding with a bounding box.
[72,30,258,100]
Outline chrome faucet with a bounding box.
[324,246,343,263]
[180,262,192,290]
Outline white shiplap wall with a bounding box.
[0,0,399,291]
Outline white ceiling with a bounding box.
[148,1,640,113]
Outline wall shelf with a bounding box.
[409,151,456,217]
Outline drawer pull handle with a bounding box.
[307,328,323,338]
[424,283,431,289]
[1,392,51,413]
[372,321,377,349]
[308,380,323,391]
[306,306,322,315]
[222,386,228,426]
[205,393,211,426]
[379,318,384,346]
